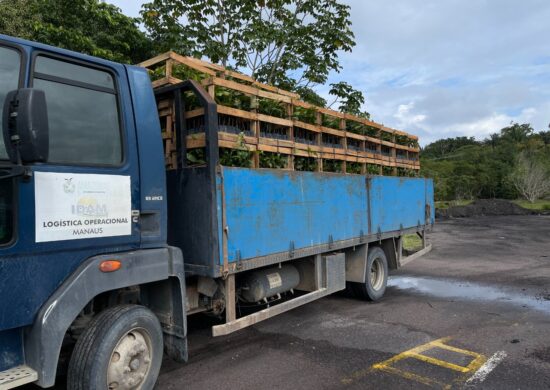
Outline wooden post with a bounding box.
[316,111,323,172]
[287,103,294,170]
[340,118,347,174]
[165,59,174,78]
[251,96,260,168]
[391,133,397,176]
[360,140,367,174]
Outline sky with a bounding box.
[108,0,550,145]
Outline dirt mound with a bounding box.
[436,199,537,218]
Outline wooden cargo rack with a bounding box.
[140,52,420,176]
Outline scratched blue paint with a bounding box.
[219,168,368,263]
[218,167,434,263]
[369,176,428,233]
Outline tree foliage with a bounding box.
[0,0,154,63]
[421,123,550,202]
[141,0,367,110]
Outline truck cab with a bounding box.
[0,34,188,389]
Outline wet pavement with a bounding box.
[388,275,550,315]
[27,215,550,389]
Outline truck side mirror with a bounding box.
[2,88,49,164]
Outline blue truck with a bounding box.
[0,34,434,390]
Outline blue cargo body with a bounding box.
[215,167,434,266]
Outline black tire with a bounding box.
[353,246,388,301]
[67,305,163,390]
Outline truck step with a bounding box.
[213,287,332,336]
[0,366,38,390]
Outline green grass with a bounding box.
[402,234,423,251]
[513,199,550,211]
[435,199,473,210]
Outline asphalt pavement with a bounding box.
[157,215,550,389]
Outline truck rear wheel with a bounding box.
[67,305,163,390]
[353,246,388,301]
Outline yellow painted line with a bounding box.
[342,337,488,388]
[466,354,488,372]
[375,364,451,389]
[430,340,482,357]
[405,352,470,373]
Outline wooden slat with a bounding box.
[151,76,183,89]
[182,55,226,72]
[319,125,345,137]
[257,143,293,154]
[169,52,217,76]
[317,107,346,119]
[292,99,315,109]
[346,131,364,141]
[293,120,320,133]
[257,113,292,127]
[258,138,294,149]
[138,52,172,68]
[205,77,292,103]
[184,108,205,119]
[217,105,256,120]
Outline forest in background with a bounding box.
[421,123,550,203]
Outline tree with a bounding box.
[141,0,366,111]
[0,0,41,40]
[328,81,370,118]
[0,0,155,63]
[509,152,550,203]
[500,122,533,144]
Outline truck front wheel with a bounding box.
[67,305,163,390]
[353,246,388,301]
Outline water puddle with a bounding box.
[388,276,550,314]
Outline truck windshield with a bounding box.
[0,46,21,160]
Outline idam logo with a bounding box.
[72,197,108,217]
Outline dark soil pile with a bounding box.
[436,199,538,218]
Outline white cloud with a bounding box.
[108,0,550,145]
[394,102,427,127]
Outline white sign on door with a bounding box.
[35,172,132,243]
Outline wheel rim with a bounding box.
[370,258,385,291]
[107,328,153,390]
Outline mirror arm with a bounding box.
[0,165,32,181]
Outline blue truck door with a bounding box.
[28,52,141,246]
[0,42,141,332]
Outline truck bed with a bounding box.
[167,166,434,278]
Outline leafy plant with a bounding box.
[346,162,362,174]
[322,115,341,130]
[380,131,393,142]
[259,152,287,169]
[186,148,206,166]
[219,133,252,167]
[295,156,317,172]
[215,87,252,111]
[323,159,342,173]
[367,164,381,175]
[293,107,318,125]
[258,99,287,119]
[382,166,394,175]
